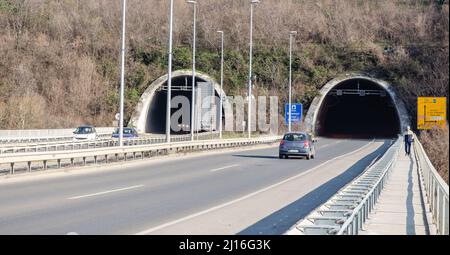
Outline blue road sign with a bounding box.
[285,103,302,124]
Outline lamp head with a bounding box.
[187,0,197,4]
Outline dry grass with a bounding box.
[419,126,449,184]
[0,0,448,128]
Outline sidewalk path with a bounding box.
[360,144,436,235]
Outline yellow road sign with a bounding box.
[417,97,447,130]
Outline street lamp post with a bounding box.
[217,30,224,139]
[166,0,174,143]
[187,0,197,141]
[119,0,127,147]
[248,0,259,139]
[288,31,297,132]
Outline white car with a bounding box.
[73,126,97,141]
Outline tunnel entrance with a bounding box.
[130,70,229,135]
[316,78,400,138]
[147,76,195,134]
[146,76,221,134]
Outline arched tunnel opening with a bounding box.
[316,79,401,138]
[146,75,222,134]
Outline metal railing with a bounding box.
[0,132,225,155]
[285,137,401,235]
[0,136,280,175]
[0,128,115,144]
[414,133,449,235]
[0,135,185,154]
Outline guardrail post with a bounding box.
[43,160,48,170]
[94,156,98,164]
[444,199,449,235]
[10,163,14,175]
[71,158,74,167]
[27,161,31,172]
[57,159,61,168]
[83,157,86,166]
[105,155,108,163]
[124,153,127,161]
[358,210,362,233]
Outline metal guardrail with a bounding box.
[285,137,401,235]
[0,136,280,175]
[0,134,192,154]
[0,128,115,144]
[413,133,449,235]
[0,132,225,154]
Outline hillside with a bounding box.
[0,0,448,128]
[0,0,448,181]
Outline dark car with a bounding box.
[112,127,139,139]
[279,132,316,159]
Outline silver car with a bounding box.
[279,132,316,159]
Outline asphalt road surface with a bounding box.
[0,138,393,234]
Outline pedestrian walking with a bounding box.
[404,126,414,155]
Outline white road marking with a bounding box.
[135,140,376,235]
[210,164,240,172]
[68,185,144,200]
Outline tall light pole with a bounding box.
[288,31,297,132]
[217,30,224,139]
[119,0,127,147]
[248,0,259,139]
[187,0,197,141]
[166,0,174,143]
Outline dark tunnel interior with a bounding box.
[146,76,220,134]
[316,79,400,138]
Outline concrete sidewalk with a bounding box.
[360,144,436,235]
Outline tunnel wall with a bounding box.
[304,73,410,136]
[129,70,231,134]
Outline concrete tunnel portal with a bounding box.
[129,70,229,135]
[305,74,410,139]
[131,71,410,139]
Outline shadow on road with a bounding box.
[232,155,279,159]
[237,140,392,235]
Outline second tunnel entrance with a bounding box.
[316,78,401,138]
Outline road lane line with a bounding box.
[135,139,376,235]
[68,185,144,200]
[210,164,240,172]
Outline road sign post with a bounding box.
[285,103,302,128]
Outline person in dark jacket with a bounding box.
[404,126,414,155]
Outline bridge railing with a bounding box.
[413,133,449,235]
[0,136,280,175]
[0,128,115,144]
[285,137,401,235]
[0,135,182,154]
[0,132,225,154]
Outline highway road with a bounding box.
[0,138,394,235]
